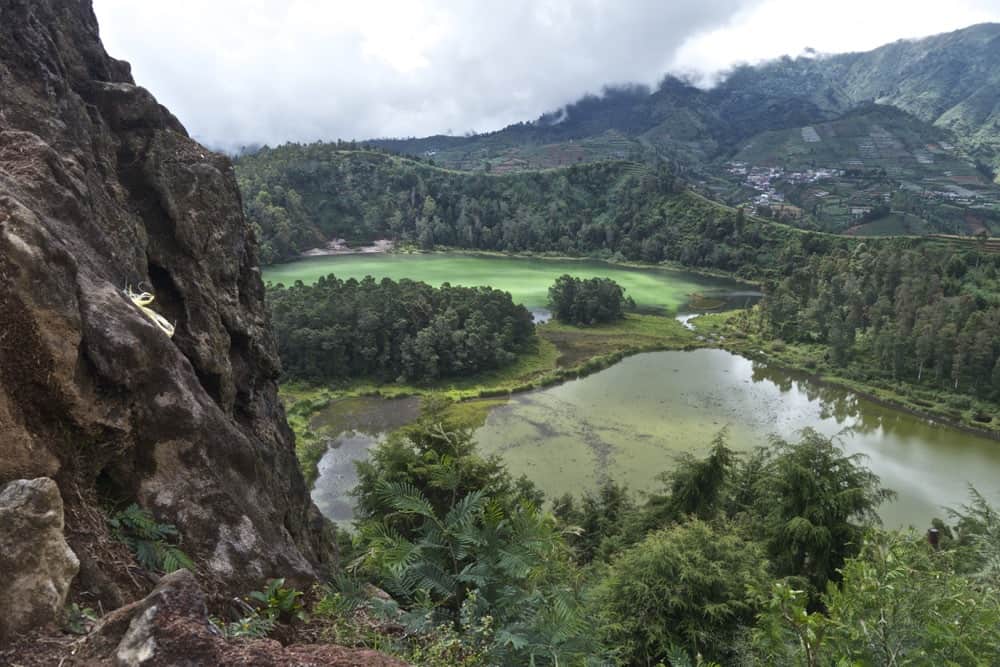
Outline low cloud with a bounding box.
[93,0,760,148]
[92,0,999,148]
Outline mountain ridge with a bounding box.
[367,23,1000,182]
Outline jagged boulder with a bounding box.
[0,0,330,607]
[0,478,79,642]
[81,569,406,667]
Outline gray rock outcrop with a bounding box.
[0,0,329,609]
[0,478,79,642]
[80,569,406,667]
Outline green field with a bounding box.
[847,212,932,236]
[263,252,755,313]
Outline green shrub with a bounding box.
[946,394,973,410]
[64,603,98,635]
[593,519,768,664]
[248,578,307,623]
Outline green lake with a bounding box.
[262,252,758,316]
[309,350,1000,528]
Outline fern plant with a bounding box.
[109,504,194,573]
[211,612,275,639]
[356,477,603,665]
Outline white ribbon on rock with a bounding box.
[124,286,175,337]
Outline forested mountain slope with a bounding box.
[725,23,1000,171]
[236,145,837,275]
[353,25,1000,238]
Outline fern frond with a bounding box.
[134,540,160,571]
[377,480,437,519]
[445,490,487,532]
[159,543,195,573]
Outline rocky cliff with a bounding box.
[0,0,329,611]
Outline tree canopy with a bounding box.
[547,274,632,325]
[268,274,535,383]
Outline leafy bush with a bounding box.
[108,504,194,573]
[248,578,307,623]
[593,519,769,664]
[753,532,1000,665]
[64,603,98,635]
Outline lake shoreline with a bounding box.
[285,308,998,452]
[692,313,1000,441]
[267,245,762,290]
[302,347,1000,529]
[732,349,1000,443]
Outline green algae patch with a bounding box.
[263,251,753,313]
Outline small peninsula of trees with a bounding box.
[268,275,535,382]
[547,274,632,324]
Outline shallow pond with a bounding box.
[309,396,422,522]
[473,349,1000,528]
[310,350,1000,528]
[262,252,758,314]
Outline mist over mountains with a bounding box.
[370,23,1000,178]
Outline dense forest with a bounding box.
[268,275,535,382]
[325,408,1000,666]
[547,274,632,325]
[236,146,842,279]
[758,240,1000,401]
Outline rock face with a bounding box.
[0,0,328,606]
[0,478,80,641]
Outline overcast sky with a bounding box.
[92,0,1000,149]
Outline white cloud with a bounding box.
[91,0,1000,147]
[671,0,1000,83]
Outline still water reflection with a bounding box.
[309,350,1000,528]
[473,349,1000,528]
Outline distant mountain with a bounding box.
[365,24,1000,236]
[371,24,1000,179]
[725,23,1000,170]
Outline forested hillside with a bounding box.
[356,24,1000,240]
[237,146,839,275]
[327,410,1000,666]
[758,240,1000,401]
